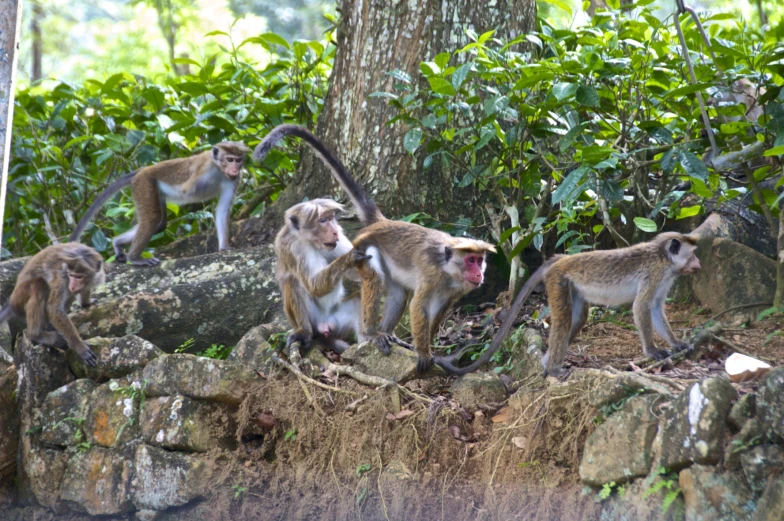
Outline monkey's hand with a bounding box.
[672,340,692,353]
[75,343,99,367]
[416,355,434,374]
[645,347,672,360]
[80,297,98,309]
[286,329,313,354]
[351,249,372,266]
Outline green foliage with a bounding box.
[232,483,248,499]
[643,466,684,516]
[7,30,333,258]
[356,463,372,477]
[196,343,233,360]
[284,428,298,442]
[377,4,784,277]
[175,338,196,353]
[593,386,645,425]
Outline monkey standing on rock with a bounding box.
[254,125,496,373]
[0,243,106,366]
[70,142,249,266]
[274,198,371,354]
[438,231,702,377]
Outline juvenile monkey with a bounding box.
[437,232,702,377]
[275,198,371,354]
[255,125,496,373]
[70,142,249,266]
[0,243,106,366]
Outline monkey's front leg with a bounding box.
[78,288,97,308]
[632,297,671,360]
[651,298,691,353]
[45,293,98,367]
[215,182,236,251]
[308,250,371,298]
[409,292,434,373]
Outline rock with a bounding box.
[658,378,737,470]
[729,393,756,430]
[0,322,13,363]
[39,379,96,447]
[15,336,74,505]
[589,373,674,408]
[449,373,507,412]
[688,238,775,319]
[725,419,762,470]
[24,448,69,512]
[227,323,281,373]
[341,342,444,383]
[131,444,211,511]
[68,246,284,353]
[497,327,546,383]
[0,365,19,480]
[740,445,784,496]
[600,478,685,521]
[84,374,144,448]
[580,394,662,486]
[679,465,756,521]
[141,395,237,452]
[59,447,133,516]
[757,367,784,442]
[67,335,163,381]
[754,474,784,521]
[143,354,262,405]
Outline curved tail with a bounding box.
[70,171,137,242]
[0,304,16,326]
[253,125,382,225]
[435,256,562,376]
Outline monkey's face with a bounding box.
[65,264,89,293]
[667,238,701,275]
[221,155,245,180]
[311,213,341,250]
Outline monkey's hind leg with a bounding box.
[379,283,414,350]
[408,291,434,373]
[357,263,390,355]
[542,278,573,378]
[25,283,67,349]
[127,177,166,267]
[112,225,138,264]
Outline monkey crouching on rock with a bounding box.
[437,231,702,377]
[70,141,249,267]
[275,198,371,354]
[0,243,106,366]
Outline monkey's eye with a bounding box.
[319,217,329,224]
[467,256,476,264]
[227,158,235,163]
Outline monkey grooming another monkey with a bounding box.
[70,142,249,267]
[0,243,106,366]
[276,198,371,354]
[254,125,496,373]
[437,232,702,377]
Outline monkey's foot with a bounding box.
[351,249,372,265]
[672,341,692,353]
[646,348,672,360]
[286,330,313,354]
[371,334,394,355]
[130,257,161,267]
[416,355,434,374]
[542,366,569,379]
[115,252,127,263]
[78,347,99,367]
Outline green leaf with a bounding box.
[661,149,678,174]
[763,145,784,157]
[633,217,657,233]
[679,151,709,182]
[599,180,624,202]
[499,226,521,245]
[676,205,701,220]
[552,82,579,101]
[451,63,472,91]
[662,83,713,100]
[539,0,572,15]
[552,166,589,204]
[420,62,441,76]
[387,69,413,84]
[427,77,456,96]
[91,230,108,252]
[575,85,600,107]
[434,52,450,70]
[403,128,423,154]
[259,33,290,49]
[560,122,589,153]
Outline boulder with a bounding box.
[589,374,674,409]
[59,447,133,516]
[83,374,144,448]
[24,448,69,512]
[729,393,756,430]
[580,394,662,486]
[141,395,237,452]
[131,445,211,511]
[754,474,784,521]
[496,327,546,383]
[227,321,287,373]
[724,419,762,470]
[341,342,444,383]
[757,367,784,442]
[688,238,775,319]
[67,335,163,381]
[600,478,684,521]
[143,354,262,405]
[658,378,737,470]
[39,379,97,447]
[679,465,755,521]
[740,445,784,496]
[0,365,19,481]
[449,372,507,412]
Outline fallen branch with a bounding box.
[345,394,370,412]
[707,302,772,322]
[270,353,356,395]
[712,334,776,363]
[309,349,397,389]
[641,322,722,374]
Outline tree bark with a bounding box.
[0,0,22,245]
[775,199,784,309]
[30,1,43,82]
[270,0,536,224]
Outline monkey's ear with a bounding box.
[444,246,453,263]
[212,147,220,160]
[289,215,300,231]
[669,238,681,255]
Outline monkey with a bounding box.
[435,231,702,377]
[254,125,496,373]
[0,243,106,366]
[275,198,373,355]
[70,142,249,267]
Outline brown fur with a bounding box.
[70,142,249,267]
[0,243,106,366]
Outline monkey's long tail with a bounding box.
[435,256,563,376]
[0,304,16,326]
[252,125,383,225]
[69,171,137,242]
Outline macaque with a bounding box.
[438,232,702,377]
[70,142,249,266]
[275,198,371,354]
[254,125,495,373]
[0,243,106,365]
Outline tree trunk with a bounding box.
[775,200,784,309]
[587,0,607,17]
[0,0,21,245]
[271,0,536,223]
[30,1,43,82]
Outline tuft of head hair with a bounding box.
[285,198,345,229]
[216,141,250,155]
[449,237,497,254]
